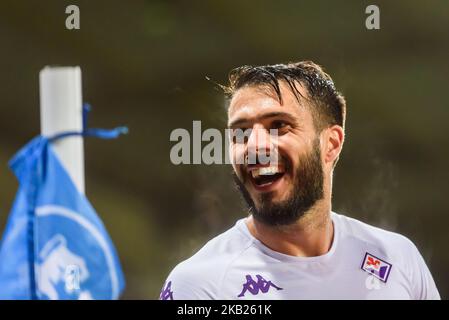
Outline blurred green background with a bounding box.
[0,0,448,299]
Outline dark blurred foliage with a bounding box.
[0,0,448,299]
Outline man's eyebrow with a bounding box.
[228,112,296,128]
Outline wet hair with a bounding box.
[223,61,346,132]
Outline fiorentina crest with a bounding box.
[361,252,392,283]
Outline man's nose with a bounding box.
[246,125,272,156]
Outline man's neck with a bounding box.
[245,202,334,257]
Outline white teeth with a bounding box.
[251,166,279,178]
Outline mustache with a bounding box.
[243,148,279,166]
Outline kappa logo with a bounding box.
[159,281,174,300]
[237,274,282,298]
[361,252,392,283]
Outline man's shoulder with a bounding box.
[162,219,253,299]
[334,212,439,300]
[175,219,253,270]
[334,212,420,260]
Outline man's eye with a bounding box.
[272,121,288,129]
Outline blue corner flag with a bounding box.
[0,120,126,299]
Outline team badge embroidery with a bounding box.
[361,252,392,283]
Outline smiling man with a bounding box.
[160,61,440,300]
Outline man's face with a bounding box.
[228,82,324,226]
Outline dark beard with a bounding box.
[233,138,324,227]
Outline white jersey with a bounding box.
[160,212,440,300]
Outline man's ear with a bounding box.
[322,125,344,166]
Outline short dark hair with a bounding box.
[224,61,346,133]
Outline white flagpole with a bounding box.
[39,66,85,194]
